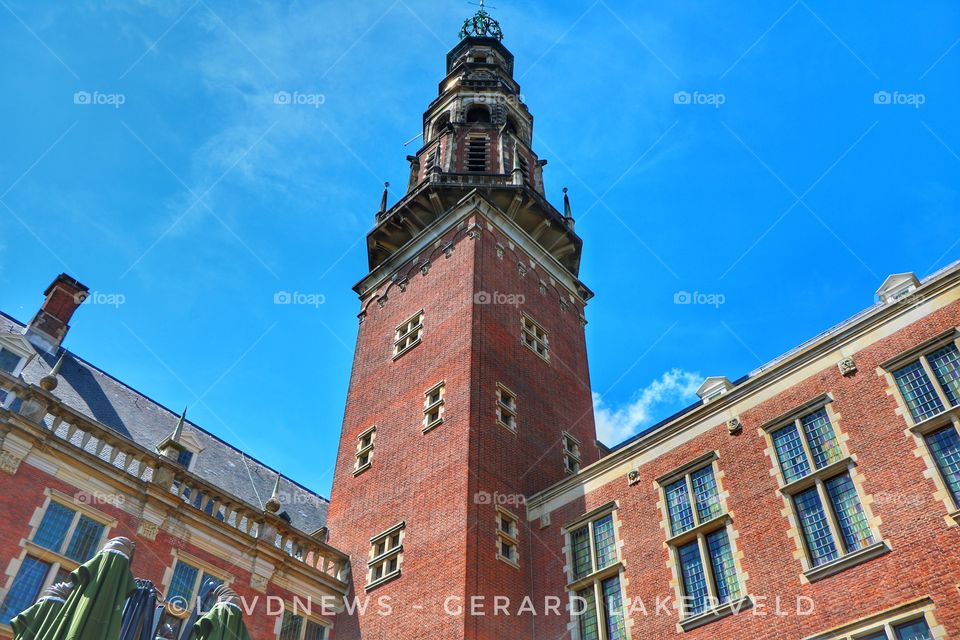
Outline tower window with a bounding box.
[496,507,520,567]
[355,426,376,475]
[368,522,405,590]
[425,145,441,174]
[496,384,517,432]
[423,382,445,433]
[562,432,581,474]
[516,149,530,183]
[466,105,490,123]
[521,313,549,361]
[394,311,424,359]
[466,135,489,172]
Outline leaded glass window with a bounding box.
[0,556,51,624]
[795,487,839,566]
[661,458,743,620]
[167,561,200,605]
[32,501,106,563]
[772,408,842,484]
[567,510,624,639]
[892,342,960,423]
[926,425,960,506]
[893,619,933,640]
[824,474,875,553]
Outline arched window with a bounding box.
[466,105,491,124]
[431,112,451,140]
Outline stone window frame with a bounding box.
[802,597,945,640]
[0,487,117,628]
[496,383,518,433]
[520,312,549,362]
[354,426,376,476]
[422,381,445,433]
[393,310,424,360]
[880,328,960,525]
[495,506,520,568]
[655,452,751,631]
[562,432,582,475]
[275,602,332,640]
[880,328,960,427]
[562,502,631,640]
[760,394,888,583]
[160,549,234,623]
[366,522,405,591]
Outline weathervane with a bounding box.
[459,0,504,41]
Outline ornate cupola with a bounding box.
[366,4,583,278]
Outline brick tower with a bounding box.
[327,7,598,638]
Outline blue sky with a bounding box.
[1,0,958,498]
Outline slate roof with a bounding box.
[0,311,328,534]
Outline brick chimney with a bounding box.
[26,274,89,352]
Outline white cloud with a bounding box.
[593,369,702,445]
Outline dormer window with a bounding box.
[876,272,921,304]
[0,348,21,374]
[697,377,733,403]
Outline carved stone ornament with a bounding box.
[467,223,482,240]
[727,418,743,435]
[496,244,505,260]
[627,470,641,486]
[517,263,527,277]
[250,574,269,593]
[443,242,454,258]
[539,282,548,296]
[377,295,388,309]
[137,520,160,541]
[0,449,23,475]
[837,357,858,377]
[421,261,431,276]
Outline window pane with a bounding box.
[772,424,811,483]
[601,576,627,640]
[592,515,617,570]
[176,449,194,468]
[167,561,199,606]
[64,516,105,562]
[304,620,326,640]
[571,527,593,579]
[279,611,303,640]
[33,502,76,552]
[678,541,709,617]
[665,479,695,535]
[895,361,945,422]
[706,529,740,604]
[926,426,960,506]
[576,587,599,640]
[794,487,839,566]
[860,633,887,640]
[894,619,933,640]
[801,409,843,470]
[0,556,50,624]
[929,344,960,407]
[691,466,722,522]
[824,473,874,553]
[0,348,20,373]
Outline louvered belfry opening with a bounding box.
[466,135,488,172]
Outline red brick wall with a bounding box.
[0,462,328,640]
[328,212,598,639]
[531,299,960,639]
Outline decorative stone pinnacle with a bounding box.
[172,407,187,442]
[379,182,390,215]
[265,473,282,513]
[40,353,65,391]
[459,0,504,41]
